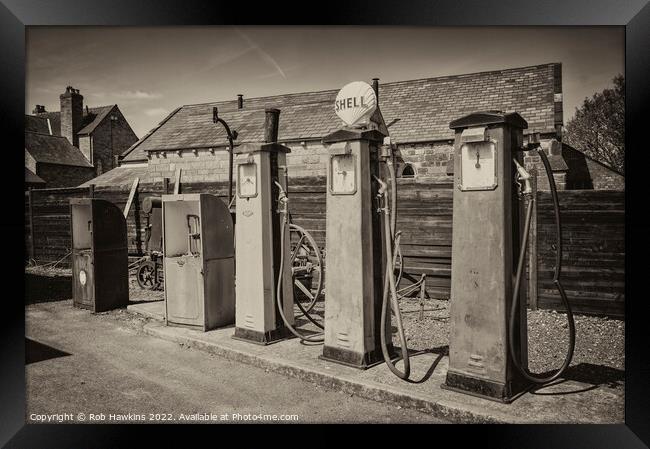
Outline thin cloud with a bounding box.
[144,107,168,117]
[129,90,162,99]
[90,90,162,100]
[235,28,287,79]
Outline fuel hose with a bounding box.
[377,160,411,380]
[274,182,325,343]
[508,149,575,384]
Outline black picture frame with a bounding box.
[3,0,649,446]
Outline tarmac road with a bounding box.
[25,301,445,424]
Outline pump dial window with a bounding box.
[238,163,258,198]
[459,142,497,191]
[330,154,357,195]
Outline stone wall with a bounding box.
[91,107,139,173]
[586,159,625,190]
[141,139,456,184]
[394,141,455,181]
[562,143,625,190]
[115,137,622,192]
[78,135,92,165]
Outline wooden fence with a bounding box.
[536,190,625,317]
[25,177,624,316]
[27,186,92,265]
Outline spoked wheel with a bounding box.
[289,223,323,315]
[136,261,159,290]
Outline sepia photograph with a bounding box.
[20,23,629,427]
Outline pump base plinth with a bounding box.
[165,320,226,333]
[319,345,394,370]
[442,371,529,404]
[232,326,293,346]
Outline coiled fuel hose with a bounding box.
[376,158,411,380]
[508,149,576,384]
[274,181,325,343]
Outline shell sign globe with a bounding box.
[334,81,377,127]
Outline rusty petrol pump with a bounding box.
[159,103,237,331]
[160,106,239,332]
[70,198,129,312]
[442,111,576,402]
[161,193,235,331]
[232,108,297,344]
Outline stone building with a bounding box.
[24,86,139,188]
[84,63,622,191]
[562,143,625,190]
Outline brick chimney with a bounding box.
[372,78,379,101]
[32,105,46,114]
[264,108,280,143]
[60,86,83,147]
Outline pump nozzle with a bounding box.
[274,180,288,213]
[373,174,387,197]
[274,180,286,198]
[513,159,533,197]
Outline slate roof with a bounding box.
[78,105,116,134]
[32,105,116,137]
[25,132,93,167]
[25,115,51,134]
[122,63,561,163]
[79,165,152,189]
[25,167,46,184]
[33,111,61,135]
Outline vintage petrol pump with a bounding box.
[320,81,393,368]
[443,111,575,402]
[70,198,129,312]
[162,193,235,331]
[442,111,528,402]
[232,108,296,345]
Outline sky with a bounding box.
[26,26,624,139]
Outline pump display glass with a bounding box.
[238,163,257,198]
[459,141,497,191]
[329,154,357,194]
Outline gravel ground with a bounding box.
[25,265,625,390]
[25,264,165,304]
[127,274,165,302]
[397,296,625,389]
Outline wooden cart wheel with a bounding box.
[289,223,323,315]
[136,261,158,290]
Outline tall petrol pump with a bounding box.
[442,111,575,402]
[232,109,297,345]
[319,81,394,368]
